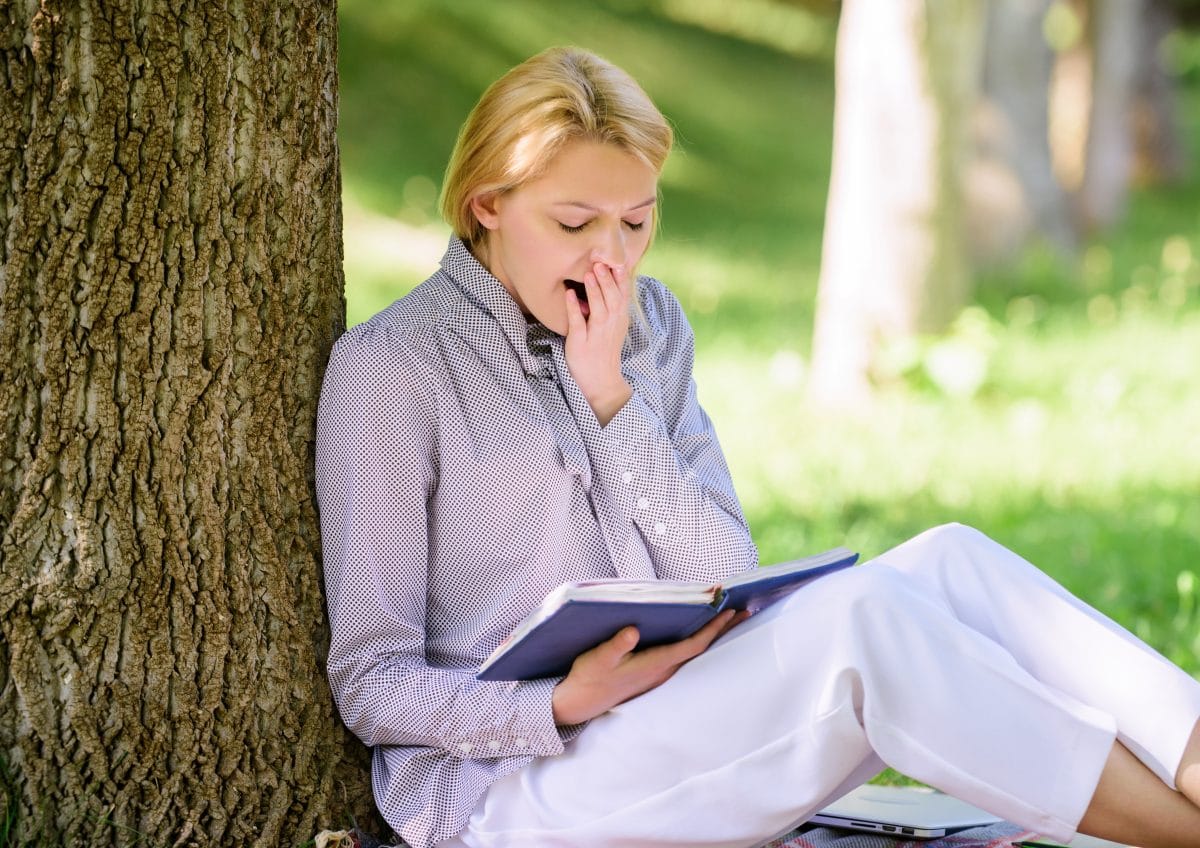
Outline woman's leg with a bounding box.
[446,575,893,848]
[1077,739,1200,848]
[873,523,1200,793]
[875,523,1200,848]
[447,560,1125,847]
[1178,719,1200,805]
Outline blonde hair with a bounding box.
[440,46,674,247]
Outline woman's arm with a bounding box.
[316,327,567,757]
[560,273,758,583]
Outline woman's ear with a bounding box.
[469,192,502,231]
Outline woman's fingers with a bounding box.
[553,611,745,725]
[582,270,607,323]
[648,609,736,665]
[562,261,635,424]
[567,625,639,679]
[574,262,628,327]
[595,625,640,665]
[720,609,753,639]
[564,286,587,337]
[591,261,630,317]
[614,610,734,680]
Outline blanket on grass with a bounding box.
[317,820,1038,848]
[765,822,1035,848]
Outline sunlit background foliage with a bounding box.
[337,0,1200,674]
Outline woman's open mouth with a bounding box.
[564,279,590,318]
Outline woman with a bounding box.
[316,47,1200,848]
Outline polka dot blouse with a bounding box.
[315,237,758,848]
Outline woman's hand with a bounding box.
[564,261,634,426]
[550,609,750,726]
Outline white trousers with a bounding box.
[444,524,1200,847]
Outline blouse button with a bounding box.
[636,497,650,510]
[653,521,667,535]
[621,470,633,484]
[487,740,502,751]
[458,742,473,754]
[515,737,529,748]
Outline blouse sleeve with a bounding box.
[560,279,759,582]
[315,327,568,759]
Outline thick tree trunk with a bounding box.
[808,0,985,406]
[0,2,377,845]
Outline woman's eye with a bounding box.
[558,222,588,233]
[623,220,646,231]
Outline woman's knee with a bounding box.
[917,522,995,554]
[877,522,1059,623]
[878,522,1008,578]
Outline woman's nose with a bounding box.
[591,224,627,270]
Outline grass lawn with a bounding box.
[338,0,1200,675]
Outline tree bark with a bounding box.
[0,2,377,845]
[808,0,985,406]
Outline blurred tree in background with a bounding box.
[809,0,985,407]
[810,0,1196,404]
[972,0,1077,264]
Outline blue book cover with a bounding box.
[476,547,858,681]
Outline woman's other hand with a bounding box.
[564,261,634,426]
[550,609,750,726]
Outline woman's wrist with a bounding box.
[551,678,591,726]
[584,381,633,427]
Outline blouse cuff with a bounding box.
[448,678,571,760]
[597,391,662,457]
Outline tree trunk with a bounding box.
[1078,0,1144,231]
[0,2,377,845]
[808,0,985,406]
[968,0,1077,265]
[1132,0,1188,185]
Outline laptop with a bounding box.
[808,784,1004,839]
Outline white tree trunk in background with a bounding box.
[809,0,985,406]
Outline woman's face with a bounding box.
[470,139,658,335]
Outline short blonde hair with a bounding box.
[440,46,674,247]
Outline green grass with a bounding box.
[338,1,1200,676]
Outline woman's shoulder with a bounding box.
[322,276,463,418]
[331,272,456,365]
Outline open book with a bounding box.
[476,547,858,681]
